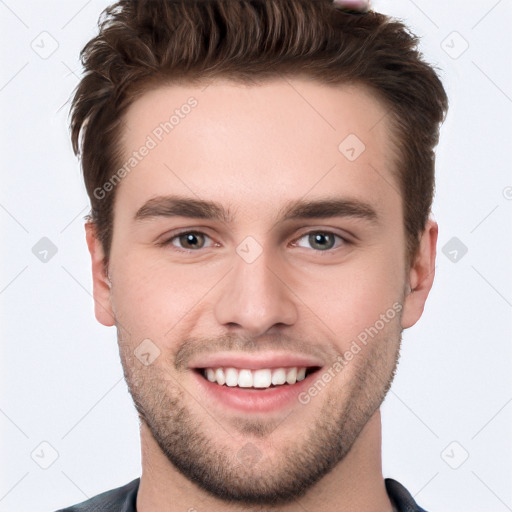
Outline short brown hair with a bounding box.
[70,0,448,270]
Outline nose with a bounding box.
[214,244,298,337]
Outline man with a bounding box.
[57,0,448,510]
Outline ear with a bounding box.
[85,222,115,327]
[400,219,438,329]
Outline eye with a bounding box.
[161,231,216,251]
[159,229,350,253]
[293,231,348,251]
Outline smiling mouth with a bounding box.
[194,366,322,390]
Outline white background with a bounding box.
[1,0,511,511]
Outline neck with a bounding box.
[136,409,394,512]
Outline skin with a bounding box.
[86,78,437,511]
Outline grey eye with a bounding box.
[295,232,341,251]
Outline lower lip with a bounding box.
[191,369,319,413]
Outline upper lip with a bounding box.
[188,352,324,370]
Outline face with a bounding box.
[87,78,437,506]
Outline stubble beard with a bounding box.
[118,324,402,508]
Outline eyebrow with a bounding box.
[134,195,379,225]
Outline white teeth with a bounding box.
[215,367,226,385]
[225,367,238,387]
[238,369,253,388]
[253,369,272,388]
[202,366,311,389]
[271,368,287,385]
[286,367,297,384]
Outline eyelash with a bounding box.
[158,229,351,253]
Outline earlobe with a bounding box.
[85,222,116,327]
[400,219,438,329]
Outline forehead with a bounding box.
[115,78,398,221]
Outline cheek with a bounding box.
[289,247,404,342]
[110,253,225,332]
